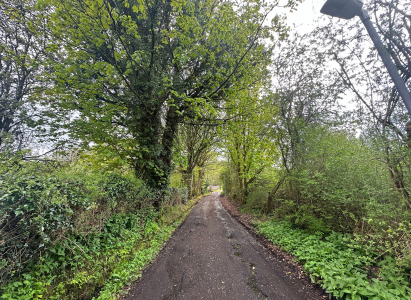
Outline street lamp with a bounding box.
[320,0,411,116]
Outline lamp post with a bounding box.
[320,0,411,116]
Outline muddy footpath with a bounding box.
[123,192,329,300]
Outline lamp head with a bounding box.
[320,0,363,19]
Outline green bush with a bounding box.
[271,127,409,234]
[0,159,153,286]
[164,187,189,205]
[0,148,198,299]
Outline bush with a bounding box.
[259,220,411,300]
[164,187,189,206]
[0,153,195,299]
[271,127,409,234]
[0,159,152,286]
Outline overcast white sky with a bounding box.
[277,0,359,111]
[282,0,324,33]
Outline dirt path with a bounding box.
[123,192,326,300]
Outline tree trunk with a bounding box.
[181,166,194,197]
[406,121,411,149]
[194,168,204,196]
[238,176,245,205]
[190,170,195,199]
[265,175,286,213]
[387,164,410,206]
[135,104,180,207]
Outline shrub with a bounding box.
[258,220,411,300]
[0,160,152,286]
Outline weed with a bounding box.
[258,220,411,300]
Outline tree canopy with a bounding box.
[41,0,285,188]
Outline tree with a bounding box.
[220,89,278,204]
[314,0,411,202]
[270,33,344,174]
[263,32,344,212]
[0,0,48,151]
[43,0,291,189]
[371,1,410,84]
[174,119,217,197]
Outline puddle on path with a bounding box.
[232,244,242,259]
[215,199,235,241]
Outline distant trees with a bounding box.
[241,2,411,247]
[270,33,343,174]
[260,33,344,211]
[220,89,278,204]
[175,119,218,197]
[219,32,345,206]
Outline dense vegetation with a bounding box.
[1,0,286,297]
[0,149,192,299]
[218,1,411,298]
[259,221,411,300]
[1,0,411,298]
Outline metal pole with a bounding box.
[359,9,411,115]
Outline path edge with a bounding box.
[218,194,334,300]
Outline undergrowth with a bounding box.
[0,197,198,300]
[0,155,195,300]
[258,220,411,300]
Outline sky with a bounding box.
[282,0,324,33]
[279,0,359,112]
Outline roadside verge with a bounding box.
[219,195,411,300]
[219,195,332,300]
[104,194,207,300]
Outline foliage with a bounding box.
[0,154,198,299]
[258,220,411,300]
[95,222,175,300]
[0,210,188,300]
[269,126,410,233]
[164,187,189,206]
[0,154,151,285]
[203,159,224,186]
[239,167,278,211]
[1,0,411,298]
[314,0,411,201]
[174,119,218,197]
[219,89,278,204]
[41,0,284,188]
[270,32,344,174]
[0,0,49,151]
[169,171,185,188]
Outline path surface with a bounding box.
[123,193,324,300]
